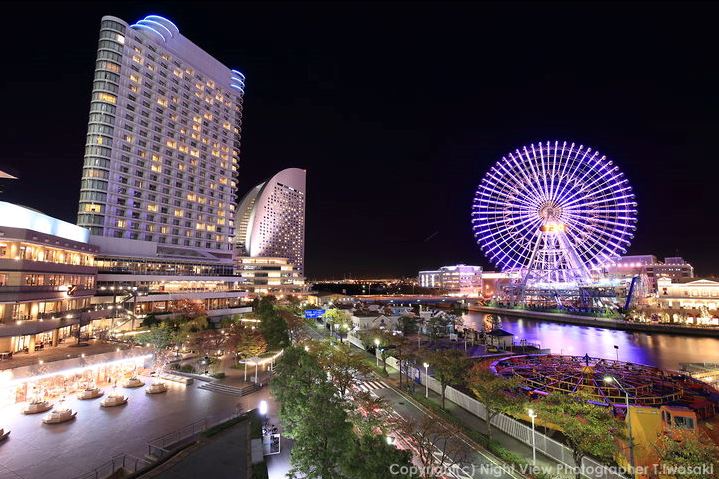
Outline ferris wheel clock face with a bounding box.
[472,141,637,284]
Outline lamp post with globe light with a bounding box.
[423,362,429,398]
[605,375,635,477]
[374,339,380,367]
[528,408,537,465]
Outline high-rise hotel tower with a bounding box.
[77,15,243,262]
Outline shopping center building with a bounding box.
[0,202,105,354]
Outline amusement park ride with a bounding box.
[472,141,643,308]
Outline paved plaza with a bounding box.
[0,376,242,479]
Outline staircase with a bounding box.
[198,382,259,397]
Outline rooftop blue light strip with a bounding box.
[230,84,245,92]
[145,15,180,34]
[142,19,174,38]
[231,70,246,79]
[130,23,166,42]
[230,76,245,84]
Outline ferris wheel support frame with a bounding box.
[515,228,593,304]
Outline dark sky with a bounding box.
[1,2,717,278]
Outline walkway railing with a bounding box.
[71,454,150,479]
[147,410,243,459]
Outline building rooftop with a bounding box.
[0,201,90,243]
[487,329,514,337]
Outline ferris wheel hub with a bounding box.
[538,201,563,223]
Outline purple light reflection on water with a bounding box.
[462,312,719,370]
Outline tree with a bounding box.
[467,366,525,440]
[138,324,176,349]
[231,326,268,359]
[340,434,415,479]
[392,334,417,388]
[323,308,352,341]
[278,308,308,343]
[426,313,456,343]
[348,390,389,436]
[315,342,369,398]
[272,347,354,478]
[425,349,469,409]
[254,297,289,349]
[391,414,467,478]
[136,324,179,369]
[190,329,225,354]
[398,314,418,336]
[255,295,278,319]
[655,431,719,479]
[535,392,624,479]
[357,329,395,374]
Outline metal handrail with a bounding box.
[71,454,149,479]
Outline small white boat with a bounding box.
[145,382,168,394]
[122,377,145,388]
[42,408,76,424]
[23,399,53,415]
[77,387,104,400]
[0,428,10,442]
[100,393,128,407]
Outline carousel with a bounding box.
[23,398,53,415]
[122,376,145,388]
[100,390,128,407]
[145,382,168,394]
[77,385,104,400]
[491,354,719,414]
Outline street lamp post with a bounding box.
[423,362,429,398]
[374,339,380,367]
[528,408,537,465]
[614,345,619,362]
[605,375,635,477]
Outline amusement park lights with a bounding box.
[472,141,638,284]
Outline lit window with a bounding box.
[83,203,102,213]
[117,219,126,228]
[98,92,117,104]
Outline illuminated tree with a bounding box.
[425,348,469,409]
[315,342,369,398]
[535,392,624,478]
[655,431,719,479]
[232,327,268,359]
[390,414,467,478]
[467,366,525,441]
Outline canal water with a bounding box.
[461,312,719,371]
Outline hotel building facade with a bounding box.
[235,168,306,292]
[75,14,249,319]
[0,203,104,353]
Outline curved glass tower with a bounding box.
[235,168,306,274]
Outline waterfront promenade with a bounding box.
[471,306,719,337]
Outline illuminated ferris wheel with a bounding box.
[472,141,637,286]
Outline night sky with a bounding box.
[1,2,717,278]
